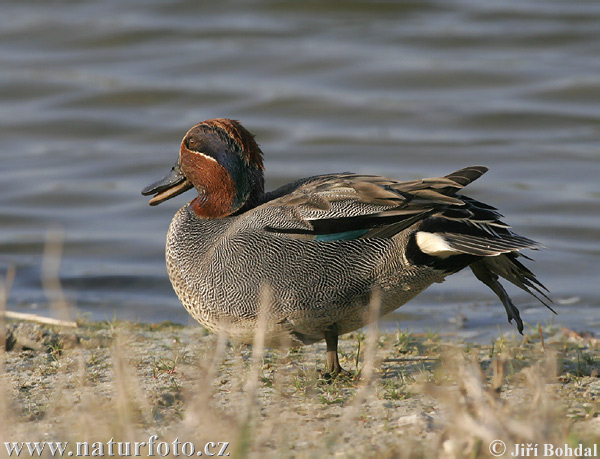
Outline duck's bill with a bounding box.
[142,163,194,206]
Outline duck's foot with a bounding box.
[318,366,353,381]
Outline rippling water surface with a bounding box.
[1,0,599,341]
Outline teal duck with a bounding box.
[143,118,553,374]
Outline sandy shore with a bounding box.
[1,319,599,458]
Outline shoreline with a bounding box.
[2,319,599,457]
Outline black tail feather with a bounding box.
[470,253,555,334]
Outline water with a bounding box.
[1,0,599,342]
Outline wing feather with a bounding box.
[260,166,493,240]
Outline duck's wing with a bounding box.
[259,165,508,241]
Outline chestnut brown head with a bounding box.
[142,119,264,218]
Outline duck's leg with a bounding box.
[324,323,346,375]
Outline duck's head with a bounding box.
[142,118,264,218]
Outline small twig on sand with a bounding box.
[1,311,77,328]
[383,356,440,362]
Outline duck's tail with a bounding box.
[469,253,554,334]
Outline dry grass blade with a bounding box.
[41,226,73,325]
[1,265,17,445]
[425,349,575,458]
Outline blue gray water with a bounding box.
[1,0,599,342]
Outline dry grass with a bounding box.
[1,316,599,458]
[1,238,599,458]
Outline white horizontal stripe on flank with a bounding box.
[415,231,460,258]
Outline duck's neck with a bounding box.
[234,167,264,215]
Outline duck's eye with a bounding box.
[187,137,196,148]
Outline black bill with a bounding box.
[142,163,194,206]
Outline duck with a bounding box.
[142,118,553,375]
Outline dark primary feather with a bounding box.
[444,165,488,186]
